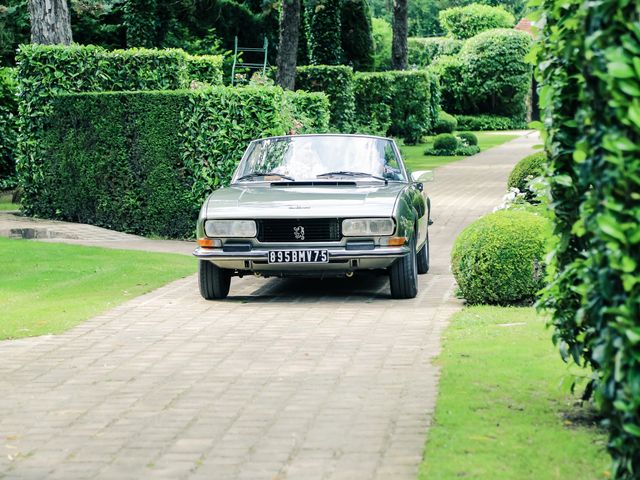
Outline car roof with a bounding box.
[252,133,394,143]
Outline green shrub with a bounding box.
[433,111,458,134]
[535,0,640,470]
[296,65,355,132]
[457,131,478,146]
[454,114,527,131]
[284,90,331,134]
[15,44,224,213]
[185,54,225,85]
[307,0,343,65]
[433,133,459,152]
[123,0,157,47]
[455,145,481,156]
[460,28,532,119]
[452,210,552,305]
[428,54,466,114]
[372,17,392,71]
[38,86,298,238]
[408,37,462,67]
[353,72,394,135]
[341,0,375,71]
[0,67,17,189]
[439,3,515,40]
[507,152,546,196]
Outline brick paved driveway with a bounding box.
[0,134,538,479]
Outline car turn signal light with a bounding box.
[387,237,407,246]
[198,238,222,248]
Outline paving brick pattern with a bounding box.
[0,133,539,479]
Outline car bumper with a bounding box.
[193,245,409,272]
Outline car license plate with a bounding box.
[268,250,329,264]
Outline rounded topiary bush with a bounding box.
[508,151,546,193]
[433,111,458,134]
[457,132,478,145]
[433,133,459,152]
[451,210,552,305]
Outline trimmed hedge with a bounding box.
[341,0,375,71]
[15,44,224,213]
[284,90,331,134]
[296,65,355,132]
[432,111,458,134]
[307,0,343,65]
[454,114,527,131]
[408,37,462,67]
[185,54,225,86]
[439,3,515,40]
[353,70,440,143]
[458,132,478,146]
[428,55,466,114]
[36,86,327,238]
[507,152,546,196]
[0,67,17,189]
[452,210,552,305]
[433,133,458,152]
[535,0,640,471]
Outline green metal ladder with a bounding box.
[230,36,269,85]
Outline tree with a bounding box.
[28,0,72,44]
[341,0,374,71]
[391,0,407,70]
[308,0,343,65]
[276,0,301,89]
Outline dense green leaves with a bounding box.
[0,67,17,188]
[439,3,515,40]
[452,210,552,305]
[454,113,527,130]
[341,0,375,71]
[507,151,546,200]
[307,0,343,65]
[534,0,640,474]
[408,36,462,68]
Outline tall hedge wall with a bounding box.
[296,65,355,132]
[354,70,440,144]
[0,67,17,189]
[15,44,224,213]
[534,0,640,475]
[37,86,328,238]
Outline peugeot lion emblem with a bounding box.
[293,226,305,241]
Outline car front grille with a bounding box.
[257,218,342,243]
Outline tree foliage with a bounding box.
[439,3,514,39]
[307,0,343,65]
[341,0,374,71]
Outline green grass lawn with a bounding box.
[420,306,609,480]
[0,190,19,211]
[401,131,520,171]
[0,238,196,340]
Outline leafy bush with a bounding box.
[452,210,552,305]
[460,28,532,119]
[0,67,17,189]
[507,152,546,198]
[433,133,458,151]
[428,54,466,114]
[296,65,355,132]
[185,54,225,85]
[341,0,375,71]
[433,110,458,134]
[37,86,314,238]
[371,17,392,71]
[353,72,394,135]
[15,44,224,213]
[457,131,477,146]
[534,0,640,472]
[454,114,527,131]
[408,36,462,67]
[455,145,481,156]
[284,90,331,134]
[439,3,515,40]
[307,0,343,65]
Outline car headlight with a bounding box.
[205,220,257,238]
[342,218,394,236]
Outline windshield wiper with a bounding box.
[317,171,388,183]
[236,172,296,182]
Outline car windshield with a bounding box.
[233,136,406,183]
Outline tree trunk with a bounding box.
[391,0,408,70]
[277,0,301,90]
[28,0,73,45]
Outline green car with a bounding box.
[194,134,433,299]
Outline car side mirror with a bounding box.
[412,170,434,183]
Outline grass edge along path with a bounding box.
[401,131,520,171]
[419,306,609,480]
[0,237,196,340]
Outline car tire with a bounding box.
[389,236,418,299]
[417,231,430,274]
[199,260,231,300]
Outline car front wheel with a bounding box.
[199,260,231,300]
[389,236,418,299]
[417,231,429,274]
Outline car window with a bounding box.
[234,136,407,182]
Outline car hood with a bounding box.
[205,183,406,218]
